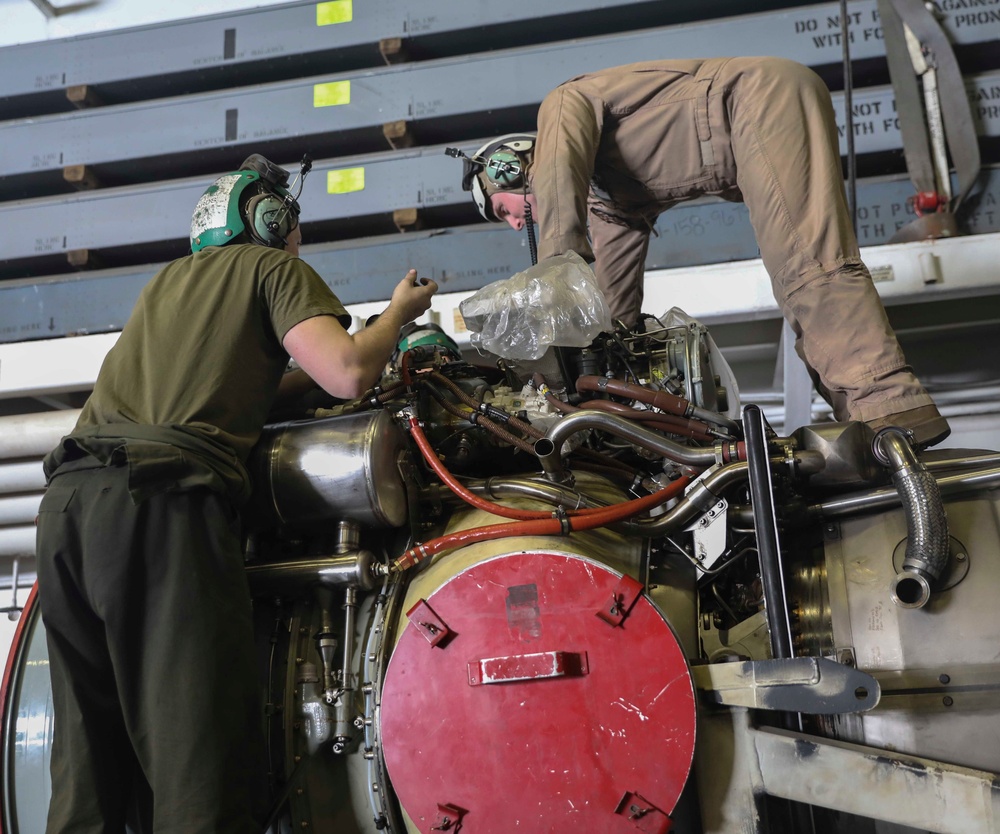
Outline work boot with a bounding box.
[867,404,951,449]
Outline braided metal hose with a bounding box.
[874,428,950,609]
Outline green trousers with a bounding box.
[36,462,265,834]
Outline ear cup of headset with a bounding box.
[245,192,295,248]
[464,134,536,221]
[484,149,525,189]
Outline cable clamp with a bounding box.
[553,506,572,535]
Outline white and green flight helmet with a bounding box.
[454,134,537,221]
[190,154,306,252]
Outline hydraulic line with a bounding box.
[578,400,716,442]
[421,379,536,454]
[464,467,755,540]
[616,461,750,537]
[432,369,639,477]
[399,348,414,386]
[576,375,739,433]
[409,415,681,522]
[536,410,734,482]
[430,370,544,440]
[534,377,715,441]
[387,473,691,573]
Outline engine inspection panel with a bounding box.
[381,551,697,834]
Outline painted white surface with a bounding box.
[0,0,282,47]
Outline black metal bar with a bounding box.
[743,404,794,659]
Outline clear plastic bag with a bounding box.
[459,251,613,360]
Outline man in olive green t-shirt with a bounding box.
[35,154,437,834]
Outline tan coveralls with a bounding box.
[531,56,934,423]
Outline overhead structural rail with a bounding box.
[1,3,998,200]
[3,166,999,343]
[0,0,811,120]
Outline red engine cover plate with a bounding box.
[381,552,696,833]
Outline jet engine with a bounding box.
[4,312,1000,834]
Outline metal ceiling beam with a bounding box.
[2,169,999,343]
[0,0,812,119]
[1,8,997,199]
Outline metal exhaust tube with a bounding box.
[873,428,950,609]
[535,410,720,482]
[245,549,378,595]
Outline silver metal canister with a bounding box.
[249,410,407,528]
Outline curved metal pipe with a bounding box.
[536,411,719,481]
[617,461,750,537]
[874,429,950,609]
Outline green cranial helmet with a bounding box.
[190,154,303,253]
[454,134,536,221]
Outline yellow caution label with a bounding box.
[313,80,351,108]
[316,0,353,26]
[327,167,365,194]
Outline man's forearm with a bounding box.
[351,306,410,390]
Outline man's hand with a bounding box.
[388,269,438,323]
[283,268,439,401]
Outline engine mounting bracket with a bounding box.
[692,656,881,714]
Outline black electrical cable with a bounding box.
[841,0,858,233]
[523,185,538,265]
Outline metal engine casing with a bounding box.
[5,313,1000,834]
[818,492,1000,772]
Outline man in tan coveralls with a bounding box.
[464,57,949,447]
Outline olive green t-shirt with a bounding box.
[45,244,350,503]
